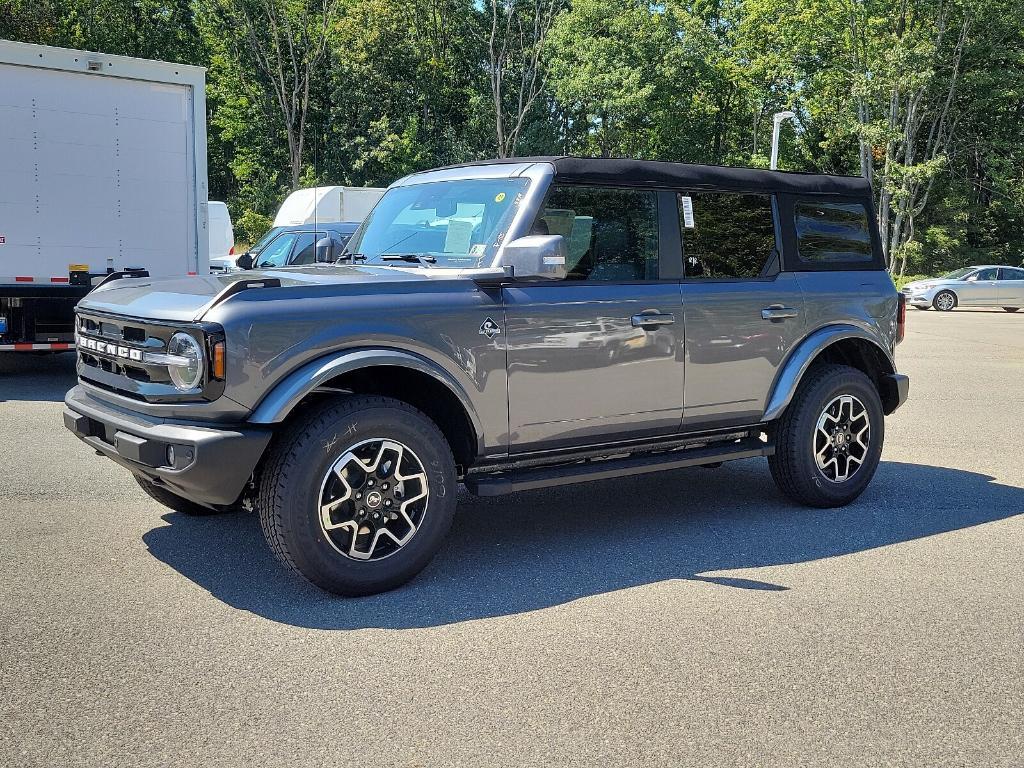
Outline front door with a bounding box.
[959,267,1000,305]
[504,185,684,453]
[677,190,805,430]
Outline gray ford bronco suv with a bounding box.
[64,157,909,595]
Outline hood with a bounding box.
[904,278,943,291]
[77,264,435,322]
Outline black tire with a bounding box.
[913,305,929,311]
[1002,307,1019,313]
[134,474,219,516]
[768,363,884,508]
[256,395,457,596]
[932,290,957,311]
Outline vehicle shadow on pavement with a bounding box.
[143,459,1024,629]
[0,353,76,402]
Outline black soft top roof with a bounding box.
[438,156,870,197]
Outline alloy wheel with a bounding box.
[813,394,871,483]
[318,438,429,561]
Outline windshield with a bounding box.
[346,178,531,268]
[942,267,975,279]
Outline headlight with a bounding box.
[166,332,204,391]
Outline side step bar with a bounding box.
[465,436,773,496]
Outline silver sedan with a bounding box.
[902,265,1024,312]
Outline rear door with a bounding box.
[678,191,803,430]
[998,267,1024,306]
[503,185,684,453]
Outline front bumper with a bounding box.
[63,385,272,507]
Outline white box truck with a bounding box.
[0,40,208,351]
[273,186,385,227]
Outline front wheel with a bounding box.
[256,395,457,596]
[933,290,957,311]
[768,364,884,508]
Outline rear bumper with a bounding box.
[881,373,910,414]
[63,385,271,507]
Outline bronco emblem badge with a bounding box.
[479,318,501,339]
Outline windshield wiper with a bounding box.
[379,253,437,265]
[336,251,367,263]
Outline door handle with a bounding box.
[631,313,675,329]
[761,306,799,321]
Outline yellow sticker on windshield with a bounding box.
[495,192,506,203]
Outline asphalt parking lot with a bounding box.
[1,308,1022,767]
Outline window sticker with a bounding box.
[494,192,506,203]
[680,196,695,228]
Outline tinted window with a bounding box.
[680,193,776,278]
[289,233,320,265]
[538,186,659,281]
[796,202,873,263]
[999,268,1024,280]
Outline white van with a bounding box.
[273,186,385,227]
[207,201,235,272]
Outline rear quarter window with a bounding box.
[795,202,874,265]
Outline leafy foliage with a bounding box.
[2,0,1021,271]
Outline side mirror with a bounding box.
[315,236,340,263]
[499,235,567,280]
[235,252,254,270]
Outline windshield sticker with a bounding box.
[681,196,695,228]
[444,218,475,254]
[469,243,486,256]
[494,192,506,203]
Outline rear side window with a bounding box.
[795,202,873,263]
[538,185,659,281]
[679,192,777,278]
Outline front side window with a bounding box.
[536,185,659,281]
[969,268,998,281]
[345,178,530,268]
[796,202,873,263]
[680,192,776,278]
[254,233,300,268]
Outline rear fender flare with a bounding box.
[762,324,895,423]
[248,348,484,449]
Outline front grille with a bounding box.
[75,311,203,402]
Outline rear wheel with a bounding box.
[933,290,957,311]
[256,395,457,596]
[769,364,884,508]
[134,475,219,516]
[1002,307,1019,313]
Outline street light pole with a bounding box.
[770,111,797,170]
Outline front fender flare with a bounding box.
[248,348,484,442]
[762,324,895,423]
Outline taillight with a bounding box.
[896,293,906,344]
[229,245,235,255]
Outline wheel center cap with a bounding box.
[835,432,846,446]
[365,490,383,509]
